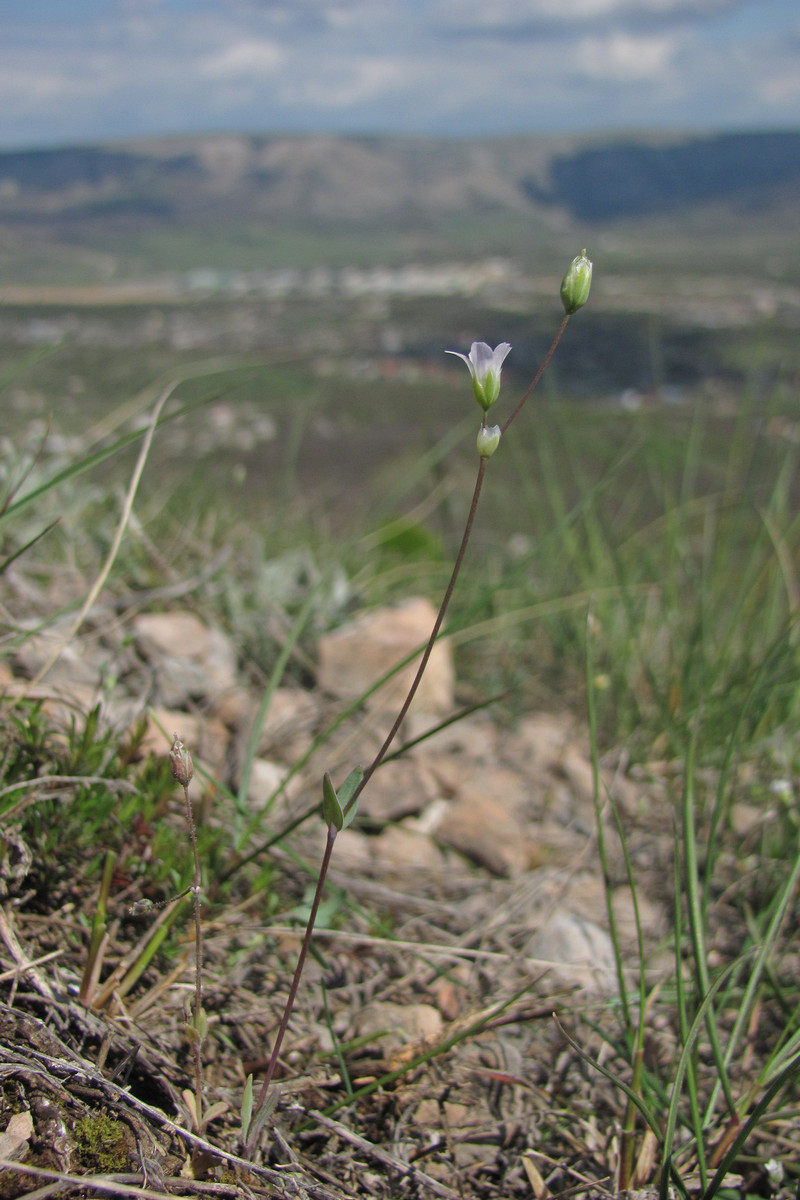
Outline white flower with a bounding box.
[446,341,511,411]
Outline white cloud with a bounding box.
[198,38,283,80]
[759,69,800,107]
[576,31,678,80]
[0,0,797,146]
[280,57,409,109]
[430,0,741,32]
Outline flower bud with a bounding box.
[169,733,194,787]
[477,424,501,458]
[561,250,593,315]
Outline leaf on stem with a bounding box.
[322,767,363,831]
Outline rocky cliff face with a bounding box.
[2,129,798,227]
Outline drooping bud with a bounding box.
[560,250,593,315]
[477,424,501,459]
[169,733,194,787]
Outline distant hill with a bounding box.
[1,129,798,229]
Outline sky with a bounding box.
[2,0,799,150]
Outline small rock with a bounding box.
[317,597,453,718]
[210,684,252,730]
[140,708,229,777]
[512,712,572,773]
[330,828,373,872]
[559,745,596,806]
[133,611,238,708]
[254,687,318,759]
[524,911,617,994]
[245,758,290,810]
[12,629,112,690]
[433,793,531,877]
[373,825,447,876]
[133,611,210,658]
[730,802,769,836]
[353,1001,442,1054]
[359,759,437,822]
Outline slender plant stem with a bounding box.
[501,315,570,435]
[248,824,337,1143]
[183,780,205,1129]
[247,317,574,1147]
[248,459,487,1139]
[350,455,488,804]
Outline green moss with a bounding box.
[73,1112,130,1173]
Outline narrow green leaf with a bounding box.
[249,1086,280,1145]
[322,772,343,830]
[341,796,360,830]
[337,766,363,808]
[240,1074,254,1142]
[338,766,364,828]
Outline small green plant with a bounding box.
[241,253,592,1153]
[73,1112,130,1172]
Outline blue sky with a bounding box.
[2,0,799,149]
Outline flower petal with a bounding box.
[445,350,474,374]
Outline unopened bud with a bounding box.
[561,250,593,315]
[169,733,194,787]
[477,424,501,459]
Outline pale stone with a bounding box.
[140,707,229,776]
[358,758,436,822]
[372,824,447,875]
[611,884,666,945]
[353,1001,443,1053]
[402,711,497,758]
[730,802,769,836]
[560,745,597,805]
[246,758,289,809]
[329,828,372,872]
[513,712,572,772]
[414,1099,440,1127]
[133,612,238,707]
[210,684,251,729]
[317,597,454,718]
[524,911,617,995]
[254,687,318,758]
[432,793,531,877]
[133,611,210,658]
[12,629,112,690]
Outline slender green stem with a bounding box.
[682,732,736,1127]
[183,780,205,1130]
[346,455,488,809]
[246,317,574,1149]
[247,823,338,1151]
[247,457,488,1143]
[501,315,569,434]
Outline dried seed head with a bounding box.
[169,733,194,787]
